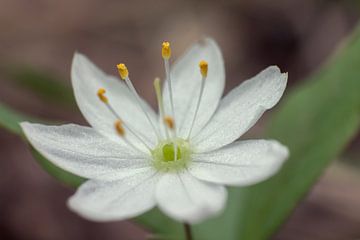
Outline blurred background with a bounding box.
[0,0,360,239]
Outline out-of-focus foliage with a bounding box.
[196,26,359,240]
[1,25,360,240]
[4,66,75,108]
[0,102,84,187]
[0,102,39,135]
[225,27,360,240]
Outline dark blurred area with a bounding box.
[0,0,360,239]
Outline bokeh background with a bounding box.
[1,0,360,239]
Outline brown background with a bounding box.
[0,0,360,239]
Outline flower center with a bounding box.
[96,41,208,161]
[151,138,191,172]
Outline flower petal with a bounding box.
[163,38,225,139]
[21,122,151,181]
[192,66,287,152]
[68,168,159,221]
[189,140,289,186]
[71,53,159,148]
[156,171,226,224]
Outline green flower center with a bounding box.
[151,138,191,172]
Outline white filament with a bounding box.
[124,76,161,141]
[103,100,152,151]
[187,75,206,139]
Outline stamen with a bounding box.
[162,41,178,161]
[162,41,176,136]
[116,63,161,141]
[154,78,169,139]
[187,60,208,139]
[96,88,151,150]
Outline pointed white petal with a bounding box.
[163,38,225,138]
[193,66,287,152]
[71,53,159,148]
[21,122,151,181]
[68,169,159,221]
[156,171,226,224]
[189,140,289,186]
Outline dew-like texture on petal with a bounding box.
[189,140,289,186]
[68,169,159,221]
[193,66,287,152]
[156,171,227,224]
[71,53,159,150]
[163,38,225,139]
[21,122,152,181]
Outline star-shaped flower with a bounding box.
[21,38,288,224]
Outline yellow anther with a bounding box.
[97,88,108,103]
[162,41,171,60]
[199,60,208,77]
[164,116,175,129]
[114,120,125,136]
[117,63,129,80]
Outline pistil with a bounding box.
[153,77,170,139]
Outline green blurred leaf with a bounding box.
[4,66,76,108]
[0,65,82,186]
[0,101,84,187]
[234,31,360,239]
[195,27,360,239]
[0,102,38,135]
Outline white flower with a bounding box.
[20,38,289,224]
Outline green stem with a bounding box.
[183,223,193,240]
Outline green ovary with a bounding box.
[152,138,191,172]
[162,143,181,161]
